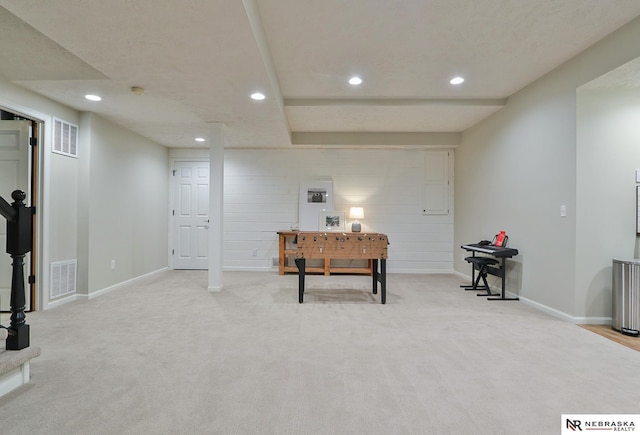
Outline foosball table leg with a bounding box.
[380,259,386,304]
[295,258,306,303]
[372,259,378,295]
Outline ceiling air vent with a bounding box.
[53,118,78,158]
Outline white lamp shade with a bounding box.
[349,207,364,220]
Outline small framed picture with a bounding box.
[319,211,345,232]
[637,186,640,235]
[307,188,327,203]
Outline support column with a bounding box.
[208,124,224,292]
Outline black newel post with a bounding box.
[0,190,34,350]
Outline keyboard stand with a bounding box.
[461,254,499,297]
[460,243,520,301]
[486,257,519,301]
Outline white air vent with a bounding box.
[53,118,78,158]
[50,260,77,299]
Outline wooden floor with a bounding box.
[579,325,640,352]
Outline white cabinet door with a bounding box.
[172,161,210,269]
[422,150,449,215]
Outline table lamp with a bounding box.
[349,207,364,232]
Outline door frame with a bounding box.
[168,155,210,270]
[0,118,31,313]
[0,99,52,312]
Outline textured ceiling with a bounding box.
[580,57,640,90]
[0,0,639,148]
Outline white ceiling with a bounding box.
[1,0,639,148]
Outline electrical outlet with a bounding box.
[111,259,116,270]
[252,248,258,257]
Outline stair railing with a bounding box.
[0,190,33,350]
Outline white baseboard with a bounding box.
[452,270,469,281]
[388,268,455,274]
[514,294,573,322]
[453,270,611,325]
[78,267,169,301]
[515,294,611,325]
[224,266,274,272]
[44,293,78,310]
[225,266,455,274]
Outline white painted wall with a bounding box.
[455,76,578,314]
[455,16,640,322]
[1,76,170,307]
[576,86,640,319]
[81,113,169,295]
[48,154,79,263]
[222,148,454,273]
[0,77,79,310]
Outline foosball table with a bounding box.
[294,232,389,304]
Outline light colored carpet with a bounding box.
[1,270,639,435]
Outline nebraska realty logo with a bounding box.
[562,415,639,433]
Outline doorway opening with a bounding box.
[0,108,41,313]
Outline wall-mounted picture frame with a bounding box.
[637,186,640,235]
[299,180,334,231]
[319,211,345,231]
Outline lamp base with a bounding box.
[351,222,361,232]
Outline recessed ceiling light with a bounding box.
[349,76,363,85]
[195,137,206,142]
[450,77,465,85]
[251,92,266,100]
[85,94,102,101]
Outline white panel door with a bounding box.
[422,150,449,215]
[173,161,210,269]
[0,120,31,311]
